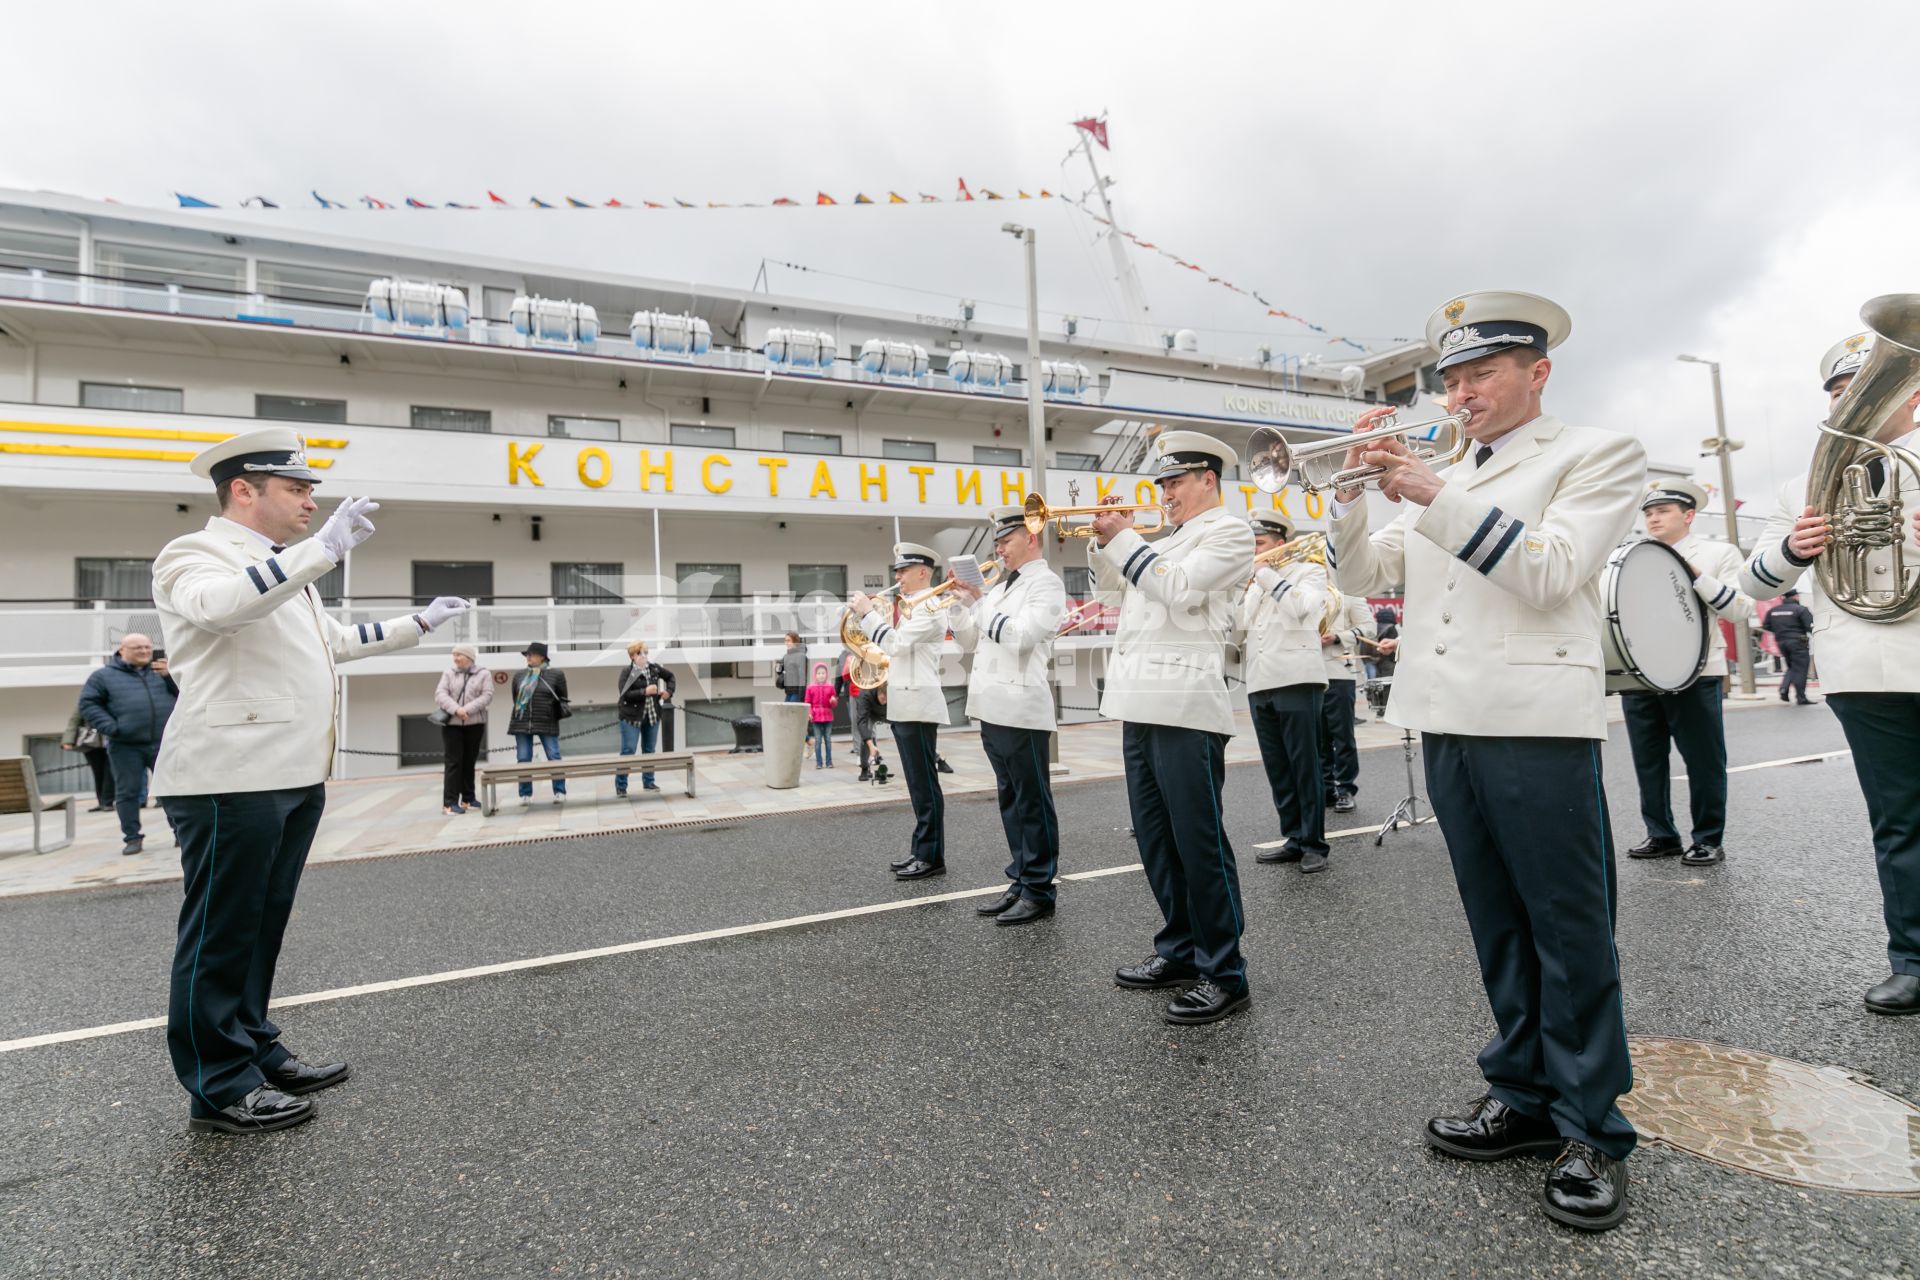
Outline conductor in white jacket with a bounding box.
[1090,430,1256,1027]
[951,506,1068,926]
[1328,292,1645,1231]
[1231,510,1332,871]
[154,428,469,1135]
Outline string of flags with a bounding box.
[172,178,1061,214]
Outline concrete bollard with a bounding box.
[760,702,808,789]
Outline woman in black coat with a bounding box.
[509,642,570,804]
[615,639,675,797]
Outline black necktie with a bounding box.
[1867,457,1888,493]
[270,544,286,554]
[1474,445,1494,469]
[1000,569,1021,589]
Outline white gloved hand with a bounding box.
[315,496,381,562]
[1254,566,1284,594]
[416,596,471,632]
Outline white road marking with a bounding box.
[0,748,1854,1058]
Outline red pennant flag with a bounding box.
[488,190,510,206]
[643,200,665,209]
[772,197,799,206]
[816,192,837,206]
[957,178,973,202]
[1073,117,1110,149]
[604,198,625,207]
[919,193,940,203]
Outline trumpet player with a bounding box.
[850,543,950,880]
[1329,292,1645,1231]
[1738,328,1920,1016]
[949,507,1068,925]
[1091,430,1256,1025]
[1232,512,1333,872]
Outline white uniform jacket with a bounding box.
[1668,530,1751,680]
[1329,416,1646,739]
[151,517,426,795]
[1090,504,1254,736]
[951,559,1067,732]
[1321,594,1378,683]
[857,601,950,725]
[1231,561,1330,694]
[1738,444,1920,694]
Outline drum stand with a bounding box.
[1375,728,1432,847]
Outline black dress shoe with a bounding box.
[1332,794,1357,813]
[1424,1095,1562,1161]
[1300,851,1329,874]
[888,854,915,872]
[1256,844,1304,864]
[1540,1141,1628,1231]
[1115,955,1199,989]
[996,897,1055,927]
[1627,836,1682,858]
[1681,843,1725,866]
[188,1085,315,1135]
[1864,973,1920,1015]
[1164,979,1250,1025]
[976,888,1021,916]
[120,838,144,857]
[894,858,946,880]
[264,1054,350,1096]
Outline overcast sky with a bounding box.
[8,0,1920,513]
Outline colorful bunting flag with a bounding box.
[919,193,940,203]
[405,197,435,208]
[604,198,626,207]
[888,192,907,204]
[565,196,592,208]
[854,193,875,204]
[816,192,837,206]
[529,197,554,208]
[361,196,392,209]
[240,196,279,209]
[174,193,217,208]
[772,197,799,206]
[643,200,665,209]
[488,191,510,206]
[675,198,696,208]
[1072,117,1110,150]
[446,201,476,209]
[312,191,346,208]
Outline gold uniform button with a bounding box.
[1434,643,1447,655]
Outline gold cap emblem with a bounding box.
[1444,299,1467,325]
[1845,334,1868,352]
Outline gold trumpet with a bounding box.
[898,559,1004,615]
[1022,491,1167,539]
[838,608,890,689]
[1247,409,1472,495]
[1248,532,1343,636]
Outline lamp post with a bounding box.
[1677,354,1757,695]
[1003,223,1047,502]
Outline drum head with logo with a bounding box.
[1602,539,1711,694]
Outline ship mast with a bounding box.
[1072,116,1154,347]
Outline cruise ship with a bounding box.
[0,189,1440,785]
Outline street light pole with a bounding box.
[1678,354,1757,695]
[1005,223,1047,502]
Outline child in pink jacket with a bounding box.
[804,662,837,769]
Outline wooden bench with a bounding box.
[475,750,696,816]
[0,756,76,855]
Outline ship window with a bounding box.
[552,562,624,603]
[0,227,79,273]
[257,261,375,310]
[256,394,347,424]
[75,557,155,606]
[677,563,742,600]
[410,405,492,433]
[1055,451,1100,471]
[81,383,183,413]
[883,439,936,461]
[95,241,243,294]
[974,445,1023,466]
[788,565,847,599]
[670,424,734,448]
[412,562,494,607]
[782,431,841,456]
[549,415,620,442]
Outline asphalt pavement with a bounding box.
[1,702,1915,1278]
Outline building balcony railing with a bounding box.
[0,597,1118,676]
[0,264,1108,411]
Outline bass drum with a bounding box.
[1600,537,1711,694]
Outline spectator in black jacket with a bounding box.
[78,633,178,854]
[616,640,675,797]
[1763,589,1817,704]
[509,642,570,805]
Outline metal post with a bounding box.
[1020,228,1047,502]
[1705,361,1757,695]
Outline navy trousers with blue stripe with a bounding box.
[1123,723,1247,992]
[979,722,1059,904]
[1421,733,1637,1159]
[889,720,945,866]
[163,784,326,1112]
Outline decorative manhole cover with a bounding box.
[1621,1035,1920,1196]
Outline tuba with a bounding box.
[1808,295,1920,622]
[838,608,891,689]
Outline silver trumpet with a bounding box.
[1248,408,1473,495]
